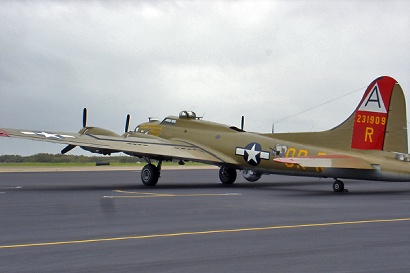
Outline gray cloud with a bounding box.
[0,0,409,155]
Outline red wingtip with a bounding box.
[0,129,10,137]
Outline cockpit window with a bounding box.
[161,118,176,125]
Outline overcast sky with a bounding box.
[1,0,409,156]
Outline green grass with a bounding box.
[0,162,100,167]
[0,161,207,168]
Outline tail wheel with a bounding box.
[141,164,159,186]
[333,180,344,192]
[219,166,237,185]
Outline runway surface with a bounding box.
[1,169,410,272]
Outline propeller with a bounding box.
[82,107,87,127]
[125,114,131,132]
[61,144,76,154]
[61,108,88,154]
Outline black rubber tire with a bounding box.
[141,164,159,186]
[219,166,237,185]
[333,180,344,192]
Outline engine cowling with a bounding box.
[79,127,120,155]
[242,170,262,182]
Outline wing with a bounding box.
[273,154,374,169]
[0,128,236,165]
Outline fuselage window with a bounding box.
[273,144,288,157]
[134,126,147,133]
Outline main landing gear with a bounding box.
[333,179,348,193]
[141,160,162,186]
[219,166,237,185]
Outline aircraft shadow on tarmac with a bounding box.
[6,179,410,196]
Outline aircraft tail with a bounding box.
[350,76,407,152]
[270,76,408,153]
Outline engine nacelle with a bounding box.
[79,126,119,137]
[78,127,120,155]
[80,146,117,155]
[242,170,262,182]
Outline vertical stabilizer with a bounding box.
[268,76,408,154]
[351,76,407,153]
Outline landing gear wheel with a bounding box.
[141,163,159,186]
[333,180,345,192]
[219,166,237,185]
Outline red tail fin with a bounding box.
[351,76,396,150]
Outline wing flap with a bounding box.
[274,155,374,170]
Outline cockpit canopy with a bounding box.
[179,111,197,119]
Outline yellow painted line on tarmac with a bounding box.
[1,218,410,249]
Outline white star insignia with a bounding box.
[21,131,75,139]
[245,144,260,163]
[235,143,270,166]
[36,132,61,138]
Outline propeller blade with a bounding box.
[83,108,87,127]
[241,116,245,131]
[61,144,76,154]
[125,114,131,132]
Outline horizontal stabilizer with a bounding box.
[274,155,374,170]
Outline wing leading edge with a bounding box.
[0,128,231,165]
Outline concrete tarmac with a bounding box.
[1,169,410,272]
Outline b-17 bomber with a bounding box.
[1,76,409,192]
